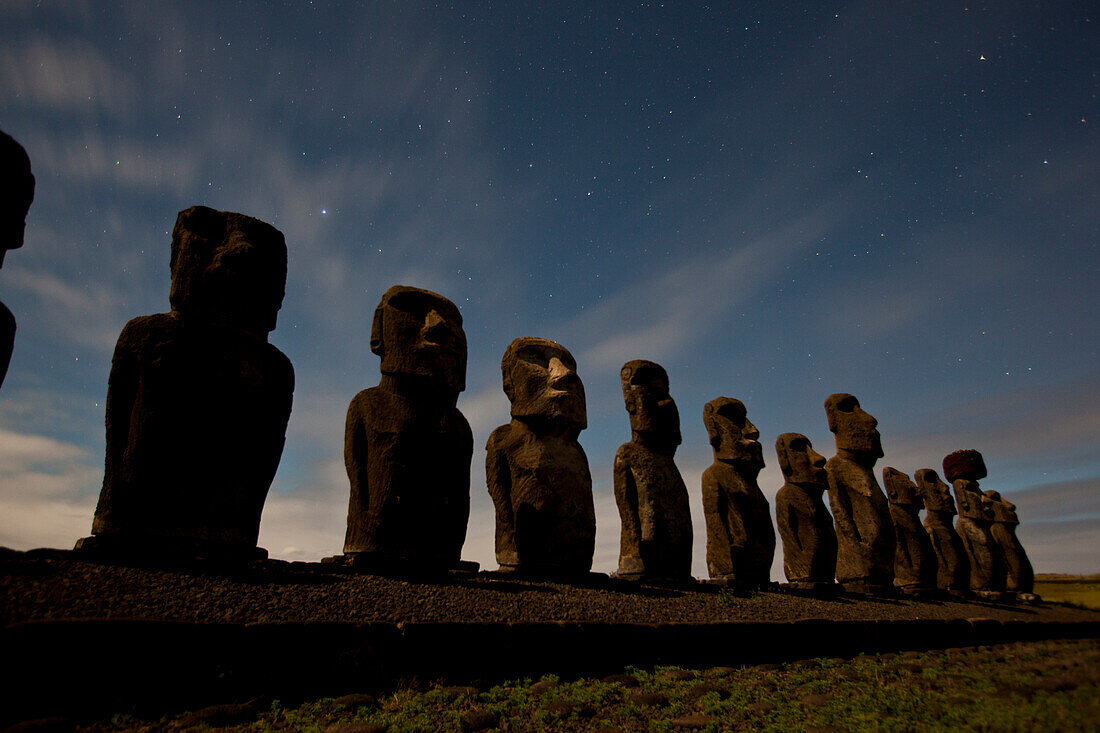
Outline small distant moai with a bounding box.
[701,397,775,587]
[882,467,938,594]
[0,130,35,390]
[774,433,838,590]
[943,449,1006,595]
[823,393,896,593]
[613,360,692,581]
[342,285,473,571]
[914,468,970,593]
[984,489,1036,598]
[81,206,294,560]
[486,337,595,576]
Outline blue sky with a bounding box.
[1,1,1097,577]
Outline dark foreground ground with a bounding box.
[15,639,1100,732]
[4,548,1099,627]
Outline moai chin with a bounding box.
[944,449,1007,594]
[984,489,1036,597]
[914,468,970,592]
[342,285,473,571]
[0,130,35,390]
[81,206,294,561]
[486,337,595,576]
[823,393,895,593]
[701,397,775,587]
[882,467,938,594]
[613,360,693,581]
[774,433,838,590]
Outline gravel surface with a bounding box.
[3,547,1098,627]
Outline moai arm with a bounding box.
[702,468,734,574]
[486,426,518,566]
[614,445,642,568]
[98,320,142,521]
[826,463,862,545]
[343,392,371,551]
[449,413,474,556]
[785,501,803,554]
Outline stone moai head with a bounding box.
[914,468,956,515]
[0,130,35,267]
[371,285,466,396]
[824,393,884,464]
[775,432,827,488]
[703,397,764,473]
[942,449,987,483]
[502,336,586,436]
[168,206,287,338]
[620,359,680,451]
[983,490,1019,525]
[883,467,924,510]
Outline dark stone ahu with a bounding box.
[774,433,838,590]
[80,206,294,561]
[824,393,895,593]
[914,468,970,593]
[984,489,1037,599]
[342,285,473,571]
[944,449,1007,596]
[882,467,937,594]
[0,130,35,390]
[486,337,595,576]
[612,360,692,581]
[701,397,775,587]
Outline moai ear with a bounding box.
[369,301,386,357]
[703,403,721,447]
[625,388,640,416]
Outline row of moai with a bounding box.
[65,203,1035,600]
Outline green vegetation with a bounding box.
[1034,574,1100,610]
[73,639,1100,732]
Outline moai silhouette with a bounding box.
[0,130,35,390]
[486,337,595,576]
[984,489,1037,599]
[342,285,472,572]
[613,360,692,581]
[701,397,775,587]
[823,393,895,593]
[914,468,970,593]
[79,206,294,561]
[882,467,937,595]
[774,433,838,590]
[943,449,1007,596]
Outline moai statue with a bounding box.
[823,393,895,593]
[342,285,472,571]
[984,490,1037,599]
[914,468,970,593]
[774,433,838,590]
[882,467,937,595]
[613,360,692,581]
[701,397,775,587]
[0,130,35,390]
[79,206,294,560]
[943,449,1006,596]
[486,337,595,576]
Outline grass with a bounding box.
[1034,574,1100,610]
[72,638,1100,732]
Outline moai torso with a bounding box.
[774,433,837,586]
[0,130,35,390]
[613,360,692,580]
[90,207,294,558]
[486,337,595,576]
[343,286,472,569]
[882,467,937,592]
[824,393,895,589]
[915,468,970,591]
[985,491,1035,594]
[701,397,775,586]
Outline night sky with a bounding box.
[1,2,1097,577]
